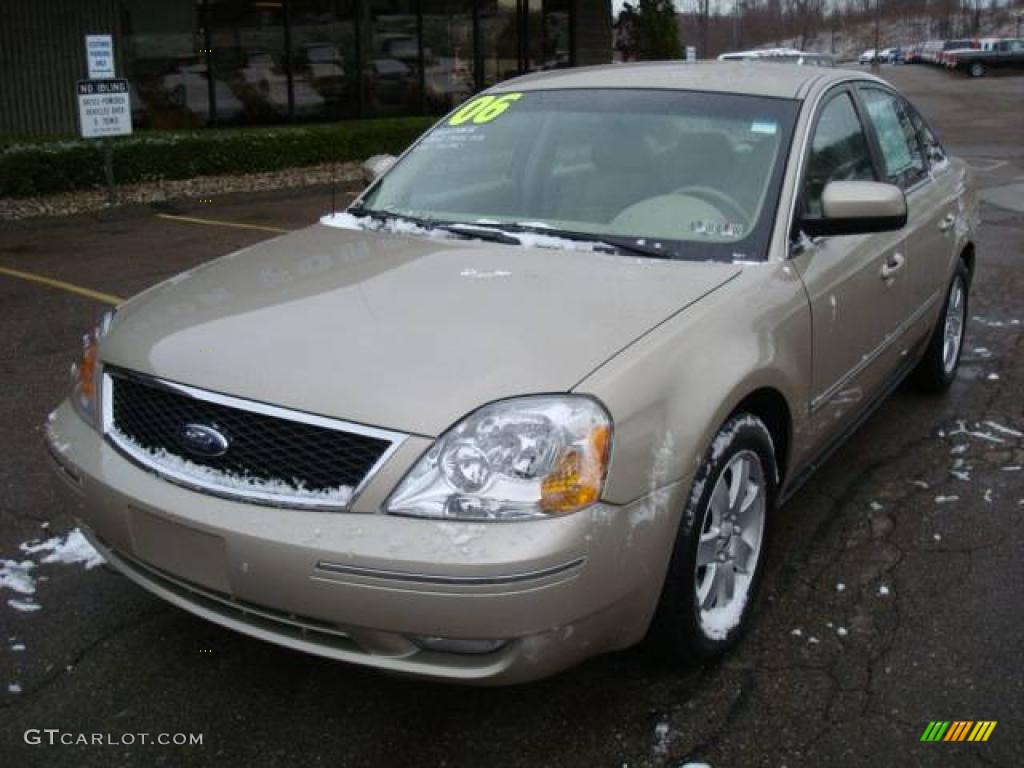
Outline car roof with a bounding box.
[492,61,883,101]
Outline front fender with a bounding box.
[575,263,812,506]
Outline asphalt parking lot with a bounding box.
[1,64,1022,767]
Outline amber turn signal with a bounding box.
[540,425,611,513]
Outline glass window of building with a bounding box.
[478,0,518,89]
[421,0,475,114]
[363,0,422,117]
[120,1,211,129]
[117,0,577,129]
[289,0,359,120]
[542,0,572,70]
[207,0,291,124]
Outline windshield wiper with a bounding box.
[347,208,520,245]
[348,209,678,258]
[504,224,678,260]
[437,223,521,245]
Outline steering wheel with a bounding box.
[673,186,750,228]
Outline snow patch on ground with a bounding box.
[20,529,103,570]
[947,421,1005,444]
[3,528,106,615]
[7,599,41,613]
[0,560,36,595]
[983,420,1022,439]
[972,315,1020,328]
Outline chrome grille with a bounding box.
[103,369,404,509]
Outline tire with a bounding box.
[913,261,969,392]
[969,61,986,78]
[651,413,777,663]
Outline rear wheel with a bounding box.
[969,61,986,78]
[913,262,968,392]
[651,414,776,663]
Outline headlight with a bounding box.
[385,396,611,521]
[70,309,115,428]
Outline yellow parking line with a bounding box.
[0,266,123,305]
[155,213,290,234]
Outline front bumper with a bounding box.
[47,400,688,684]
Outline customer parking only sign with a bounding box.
[76,79,132,138]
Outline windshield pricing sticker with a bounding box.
[448,93,523,126]
[750,121,778,135]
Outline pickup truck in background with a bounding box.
[949,38,1024,77]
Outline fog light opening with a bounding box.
[411,636,508,655]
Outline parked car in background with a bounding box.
[160,60,245,125]
[718,49,833,67]
[774,52,835,67]
[923,39,978,65]
[949,38,1024,77]
[859,48,877,64]
[49,63,978,685]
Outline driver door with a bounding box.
[791,88,911,452]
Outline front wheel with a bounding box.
[969,61,986,78]
[913,262,968,392]
[651,414,776,663]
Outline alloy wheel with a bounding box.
[693,450,767,639]
[942,275,966,375]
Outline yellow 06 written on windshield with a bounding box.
[447,93,523,126]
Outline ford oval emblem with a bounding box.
[178,423,229,458]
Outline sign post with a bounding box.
[78,34,131,206]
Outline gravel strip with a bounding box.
[0,161,363,221]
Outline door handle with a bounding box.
[880,252,905,281]
[938,213,956,232]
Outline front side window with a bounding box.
[905,102,947,169]
[359,89,800,261]
[860,87,927,188]
[802,92,876,220]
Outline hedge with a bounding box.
[0,116,436,198]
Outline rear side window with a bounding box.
[860,87,927,188]
[802,92,876,219]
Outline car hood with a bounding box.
[102,224,740,436]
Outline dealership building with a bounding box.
[0,0,612,138]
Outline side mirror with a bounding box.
[802,181,907,237]
[362,154,396,183]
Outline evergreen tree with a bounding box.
[616,0,683,61]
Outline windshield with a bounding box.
[357,88,800,261]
